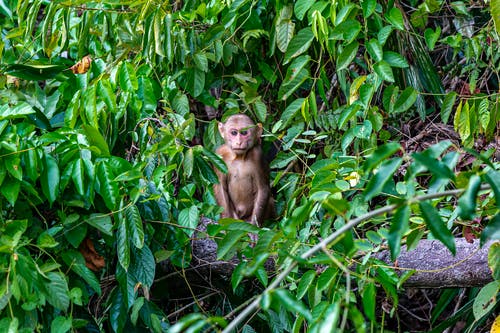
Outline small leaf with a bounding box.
[412,150,455,180]
[337,41,359,71]
[0,102,35,120]
[388,205,410,260]
[440,91,457,124]
[46,272,70,311]
[386,7,404,30]
[117,212,130,270]
[85,213,113,236]
[362,283,376,321]
[50,316,72,333]
[473,281,500,320]
[126,205,145,248]
[383,51,409,68]
[364,157,402,201]
[424,27,441,51]
[361,0,376,18]
[279,98,305,130]
[419,201,456,255]
[274,289,312,321]
[366,39,383,62]
[294,0,314,20]
[481,213,500,246]
[41,153,60,205]
[178,206,199,237]
[393,87,418,114]
[97,161,119,211]
[217,230,247,259]
[296,270,316,300]
[373,60,394,82]
[458,174,481,220]
[284,27,314,64]
[363,142,402,172]
[276,19,295,53]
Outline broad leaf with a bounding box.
[364,157,402,200]
[284,27,314,64]
[41,153,60,205]
[419,201,456,254]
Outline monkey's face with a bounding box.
[227,127,256,154]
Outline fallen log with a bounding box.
[161,219,494,289]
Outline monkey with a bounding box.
[214,114,275,227]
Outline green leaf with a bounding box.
[50,316,72,333]
[363,142,401,172]
[424,27,441,51]
[491,0,500,35]
[126,205,144,249]
[117,212,130,270]
[362,283,376,321]
[41,153,60,205]
[119,61,138,92]
[419,201,456,255]
[274,289,312,321]
[276,19,295,53]
[62,250,101,295]
[478,98,490,131]
[331,19,361,43]
[186,67,205,97]
[317,267,336,292]
[473,281,499,320]
[279,98,305,130]
[337,41,359,70]
[284,27,314,64]
[412,150,455,180]
[0,102,35,120]
[374,60,394,82]
[484,170,500,208]
[46,272,70,311]
[393,87,418,114]
[83,85,98,128]
[96,161,119,211]
[279,55,310,100]
[294,0,314,20]
[173,93,190,116]
[383,51,409,68]
[386,7,404,30]
[361,0,376,18]
[440,91,456,124]
[388,205,410,260]
[85,213,113,236]
[178,206,199,237]
[296,270,316,300]
[253,99,267,122]
[367,39,383,62]
[0,176,20,206]
[458,174,481,220]
[97,78,117,113]
[488,241,500,280]
[72,159,85,196]
[217,230,247,259]
[364,157,402,201]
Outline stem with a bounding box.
[222,185,491,332]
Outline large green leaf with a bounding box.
[0,102,35,120]
[363,142,402,172]
[294,0,314,20]
[178,206,199,237]
[337,41,359,71]
[45,272,70,311]
[440,91,457,124]
[119,61,139,92]
[419,201,456,254]
[491,0,500,34]
[126,204,144,249]
[62,250,101,295]
[284,27,314,64]
[388,205,410,260]
[41,153,60,205]
[117,211,131,270]
[97,161,119,211]
[458,174,481,220]
[273,289,312,321]
[364,157,402,201]
[276,9,295,52]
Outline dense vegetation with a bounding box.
[0,0,499,332]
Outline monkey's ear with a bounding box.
[218,121,225,137]
[256,123,263,137]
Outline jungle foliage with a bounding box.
[0,0,499,332]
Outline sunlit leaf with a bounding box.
[388,205,410,260]
[284,27,314,64]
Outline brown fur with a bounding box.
[214,115,275,226]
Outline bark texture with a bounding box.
[186,219,494,288]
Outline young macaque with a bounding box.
[214,114,275,227]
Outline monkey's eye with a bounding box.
[240,130,248,135]
[231,130,238,136]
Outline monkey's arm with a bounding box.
[251,150,272,226]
